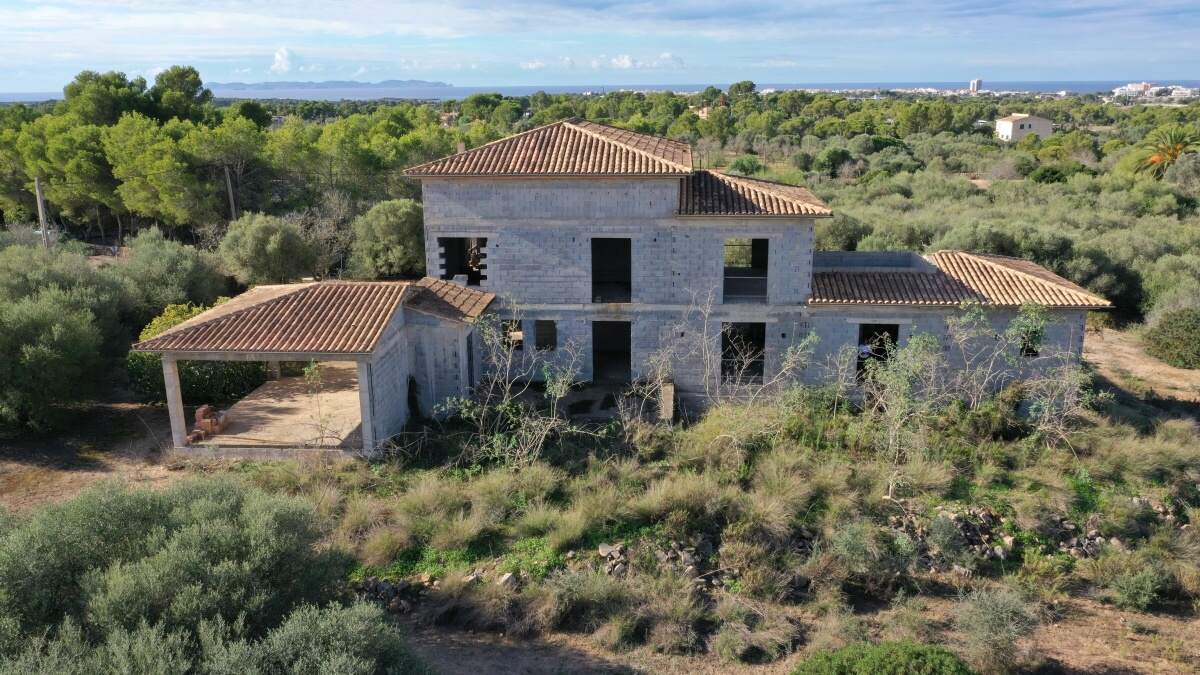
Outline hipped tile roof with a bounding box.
[811,251,1111,309]
[679,170,831,216]
[811,270,977,306]
[927,251,1110,308]
[134,278,495,355]
[404,118,693,177]
[407,277,495,322]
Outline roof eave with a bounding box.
[405,171,692,179]
[675,212,833,218]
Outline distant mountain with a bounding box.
[210,79,452,92]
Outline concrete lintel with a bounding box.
[844,317,915,325]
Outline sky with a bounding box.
[1,0,1199,92]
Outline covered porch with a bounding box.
[159,353,377,453]
[184,361,363,450]
[135,278,497,456]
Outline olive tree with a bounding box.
[218,212,315,284]
[349,199,425,279]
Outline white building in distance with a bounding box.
[970,79,982,93]
[995,113,1053,142]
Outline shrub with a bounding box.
[349,199,425,279]
[829,521,917,596]
[0,477,349,641]
[2,603,428,675]
[1111,566,1166,611]
[0,288,103,429]
[126,301,268,404]
[107,227,226,325]
[729,156,765,175]
[218,212,315,284]
[793,641,975,675]
[1143,308,1200,368]
[953,587,1038,672]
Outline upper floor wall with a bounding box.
[421,177,816,308]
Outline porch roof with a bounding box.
[134,278,495,356]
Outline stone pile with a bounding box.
[598,542,629,578]
[186,404,229,444]
[888,503,1014,573]
[357,576,418,615]
[653,538,720,591]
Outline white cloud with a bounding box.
[269,46,291,74]
[610,54,637,69]
[520,60,546,70]
[232,66,252,74]
[298,63,323,73]
[352,65,368,78]
[560,56,575,68]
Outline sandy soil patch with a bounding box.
[1085,327,1200,403]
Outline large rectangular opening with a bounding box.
[438,237,487,286]
[721,322,766,384]
[592,238,631,303]
[592,321,631,384]
[723,238,768,303]
[856,323,900,377]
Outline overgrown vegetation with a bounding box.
[0,478,428,673]
[208,322,1200,672]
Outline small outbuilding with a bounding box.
[134,277,494,454]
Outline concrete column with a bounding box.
[267,361,281,379]
[162,356,187,447]
[357,360,376,453]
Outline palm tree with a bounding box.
[1135,125,1200,178]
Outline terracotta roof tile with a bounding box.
[811,251,1112,309]
[134,278,497,355]
[928,251,1110,308]
[679,170,831,216]
[404,118,693,177]
[811,270,978,305]
[408,277,496,322]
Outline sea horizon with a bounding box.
[3,79,1199,103]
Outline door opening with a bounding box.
[592,321,632,384]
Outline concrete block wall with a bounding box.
[366,310,410,445]
[803,305,1088,386]
[421,178,816,307]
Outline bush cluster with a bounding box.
[127,301,268,404]
[0,478,426,673]
[1143,307,1200,368]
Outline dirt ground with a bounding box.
[1085,327,1200,404]
[397,594,1200,675]
[2,333,1199,672]
[0,400,177,512]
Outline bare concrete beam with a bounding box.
[162,356,187,448]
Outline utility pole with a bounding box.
[34,176,49,248]
[223,165,238,220]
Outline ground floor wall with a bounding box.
[363,311,475,451]
[498,304,1089,408]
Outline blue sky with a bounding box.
[1,0,1198,91]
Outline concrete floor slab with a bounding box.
[203,362,362,449]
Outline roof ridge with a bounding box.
[954,251,1107,303]
[144,284,314,345]
[702,170,832,215]
[404,120,573,175]
[565,119,693,172]
[137,282,410,351]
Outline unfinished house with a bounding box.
[134,278,493,454]
[406,118,1111,410]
